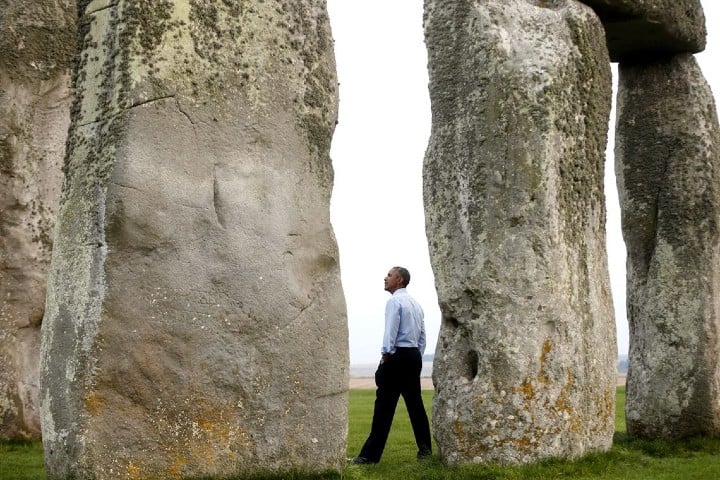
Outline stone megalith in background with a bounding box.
[616,54,720,439]
[40,1,348,478]
[580,0,706,62]
[0,0,75,440]
[424,0,615,465]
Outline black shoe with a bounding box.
[350,456,373,465]
[417,447,432,460]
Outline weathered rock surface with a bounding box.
[424,0,616,465]
[40,1,348,478]
[616,54,720,439]
[581,0,706,62]
[0,0,75,440]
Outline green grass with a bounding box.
[0,440,46,480]
[345,387,720,480]
[3,387,720,479]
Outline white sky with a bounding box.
[327,0,720,364]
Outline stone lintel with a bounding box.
[580,0,706,62]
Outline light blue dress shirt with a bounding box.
[381,288,426,356]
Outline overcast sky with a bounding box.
[326,0,720,364]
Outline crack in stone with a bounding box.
[110,181,142,193]
[279,297,316,333]
[83,241,106,248]
[85,2,117,16]
[77,95,176,128]
[175,98,195,125]
[128,95,175,110]
[177,202,207,211]
[316,389,347,399]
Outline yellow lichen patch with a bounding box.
[555,376,582,434]
[537,339,552,384]
[602,388,615,417]
[189,418,241,465]
[554,392,572,416]
[84,393,105,416]
[454,418,489,457]
[517,378,536,401]
[146,397,250,477]
[127,462,147,480]
[166,456,187,478]
[590,386,616,435]
[452,419,465,442]
[541,339,552,360]
[510,435,533,449]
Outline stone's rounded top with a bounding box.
[581,0,706,62]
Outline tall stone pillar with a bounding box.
[424,0,615,465]
[39,1,348,478]
[0,0,75,440]
[616,54,720,439]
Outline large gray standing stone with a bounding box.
[616,54,720,439]
[580,0,706,62]
[424,0,616,465]
[39,1,348,478]
[0,0,75,440]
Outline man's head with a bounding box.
[384,266,410,293]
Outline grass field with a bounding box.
[2,387,720,479]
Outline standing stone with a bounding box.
[616,54,720,439]
[40,1,347,478]
[0,0,75,440]
[580,0,706,62]
[424,0,615,465]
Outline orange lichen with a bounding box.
[541,339,552,361]
[127,462,146,480]
[167,456,187,478]
[555,375,582,433]
[510,435,533,449]
[84,393,105,416]
[537,339,552,384]
[518,378,536,401]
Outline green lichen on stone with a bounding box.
[0,126,17,175]
[0,0,77,83]
[618,54,720,439]
[555,10,611,244]
[64,0,172,201]
[123,1,174,53]
[286,2,337,184]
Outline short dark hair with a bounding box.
[393,266,411,287]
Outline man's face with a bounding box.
[384,268,404,293]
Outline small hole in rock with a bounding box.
[463,350,479,380]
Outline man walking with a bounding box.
[352,266,432,464]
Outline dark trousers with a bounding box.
[358,347,432,463]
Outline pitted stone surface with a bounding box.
[616,54,720,439]
[424,0,616,465]
[581,0,706,62]
[40,1,348,478]
[0,0,75,440]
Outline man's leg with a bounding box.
[399,349,432,457]
[357,361,401,463]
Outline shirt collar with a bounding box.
[392,288,407,296]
